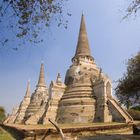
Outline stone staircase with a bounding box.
[25,101,48,124]
[42,99,59,124]
[108,98,133,122]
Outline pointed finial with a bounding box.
[37,63,46,87]
[25,80,30,97]
[99,68,102,79]
[82,10,84,16]
[73,14,92,59]
[56,73,62,85]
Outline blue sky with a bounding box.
[0,0,140,113]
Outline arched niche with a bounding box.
[106,81,112,98]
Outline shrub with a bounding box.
[131,106,140,111]
[0,106,6,123]
[127,109,140,120]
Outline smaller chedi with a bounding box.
[4,15,133,125]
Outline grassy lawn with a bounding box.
[0,126,15,140]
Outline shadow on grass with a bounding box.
[0,124,24,140]
[80,134,140,140]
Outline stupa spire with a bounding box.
[74,14,91,58]
[25,80,30,97]
[56,73,62,85]
[37,63,46,87]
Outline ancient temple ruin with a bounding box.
[4,15,133,125]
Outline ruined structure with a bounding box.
[5,15,133,125]
[14,81,31,124]
[4,106,19,124]
[24,63,49,124]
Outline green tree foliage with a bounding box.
[0,106,6,123]
[0,0,70,47]
[115,52,140,109]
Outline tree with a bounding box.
[115,51,140,109]
[125,0,140,18]
[0,1,139,49]
[0,106,6,123]
[0,0,70,48]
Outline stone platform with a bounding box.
[1,123,134,140]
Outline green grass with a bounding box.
[0,127,15,140]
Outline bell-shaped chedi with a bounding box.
[24,63,48,124]
[56,15,133,124]
[57,15,100,123]
[14,81,31,124]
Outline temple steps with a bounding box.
[108,99,133,122]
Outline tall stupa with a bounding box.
[56,14,132,123]
[5,15,133,125]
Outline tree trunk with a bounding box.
[48,119,66,140]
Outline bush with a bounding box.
[131,106,140,111]
[127,109,140,120]
[0,106,6,123]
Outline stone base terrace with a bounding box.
[0,122,135,140]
